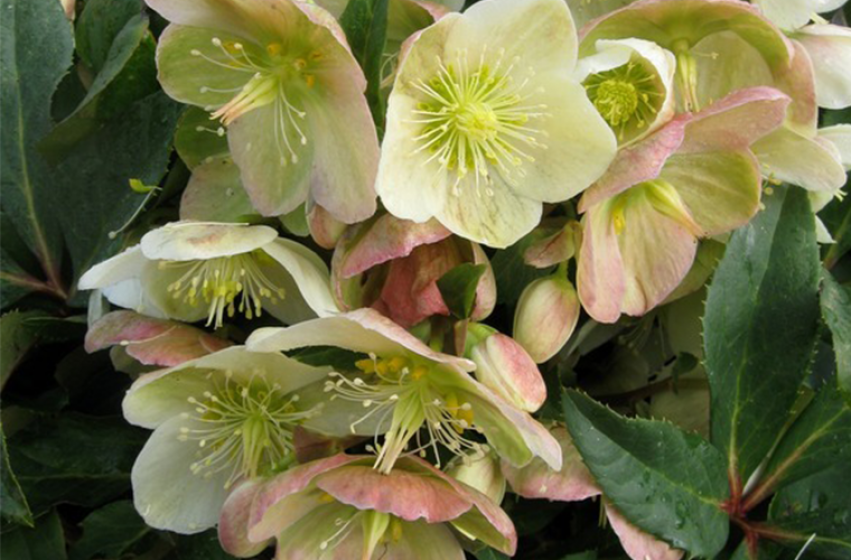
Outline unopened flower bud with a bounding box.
[446,450,506,505]
[470,333,546,413]
[514,275,580,364]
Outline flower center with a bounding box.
[191,37,321,167]
[609,179,701,236]
[177,369,317,489]
[408,47,551,197]
[318,507,404,558]
[584,61,661,142]
[160,250,285,328]
[325,355,487,474]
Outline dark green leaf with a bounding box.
[54,91,183,296]
[744,385,851,510]
[0,425,32,527]
[41,13,159,159]
[7,413,147,515]
[821,185,851,270]
[0,310,48,390]
[340,0,389,132]
[288,346,366,371]
[163,530,234,560]
[0,510,66,560]
[704,186,821,488]
[474,548,511,560]
[68,500,152,560]
[729,538,782,560]
[768,468,851,560]
[437,263,487,318]
[76,0,144,72]
[491,230,554,306]
[822,271,851,400]
[1,0,74,291]
[562,390,729,558]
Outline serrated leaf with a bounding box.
[7,413,146,515]
[821,271,851,401]
[704,186,821,489]
[1,0,74,292]
[340,0,389,132]
[562,390,730,558]
[68,500,151,560]
[437,263,487,319]
[743,385,851,511]
[768,468,851,560]
[41,13,159,159]
[0,424,32,527]
[0,510,66,560]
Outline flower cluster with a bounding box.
[77,0,851,557]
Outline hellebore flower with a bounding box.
[577,87,789,323]
[85,310,233,367]
[332,213,496,328]
[446,449,507,505]
[377,0,617,248]
[219,454,516,559]
[146,0,379,222]
[78,221,339,329]
[502,425,683,560]
[792,23,851,110]
[752,0,847,32]
[246,308,562,474]
[576,38,677,145]
[514,271,581,364]
[123,346,330,533]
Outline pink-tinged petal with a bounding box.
[514,276,581,364]
[794,24,851,110]
[752,126,847,192]
[246,309,476,372]
[605,503,683,560]
[449,485,517,555]
[579,118,687,212]
[470,334,546,413]
[502,426,601,502]
[307,204,346,250]
[85,311,233,367]
[140,222,278,261]
[180,157,256,223]
[661,151,762,236]
[580,0,793,74]
[774,40,818,132]
[523,223,580,268]
[249,454,363,542]
[577,203,626,324]
[219,480,271,558]
[677,87,790,154]
[618,194,698,318]
[470,243,497,322]
[315,464,473,523]
[339,214,452,278]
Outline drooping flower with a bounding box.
[146,0,379,222]
[78,221,339,329]
[123,346,330,533]
[577,87,789,323]
[246,308,562,474]
[85,310,233,367]
[377,0,617,248]
[502,424,683,560]
[219,454,517,559]
[332,213,496,328]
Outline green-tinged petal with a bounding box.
[261,238,340,318]
[302,62,378,224]
[577,202,626,324]
[132,416,230,533]
[660,151,762,236]
[390,520,466,560]
[78,245,147,290]
[794,24,851,110]
[433,172,544,248]
[123,346,328,428]
[227,102,315,217]
[156,25,259,109]
[140,222,277,261]
[566,0,637,30]
[692,31,774,111]
[271,503,361,560]
[179,156,257,222]
[820,124,851,168]
[752,126,847,191]
[617,192,698,317]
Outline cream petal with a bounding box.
[820,124,851,169]
[752,126,847,192]
[140,221,278,261]
[261,238,340,318]
[78,245,147,290]
[795,24,851,110]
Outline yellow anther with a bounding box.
[305,74,315,88]
[293,58,307,71]
[266,42,283,57]
[387,357,408,373]
[355,359,376,374]
[318,492,336,504]
[411,365,429,381]
[457,406,474,431]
